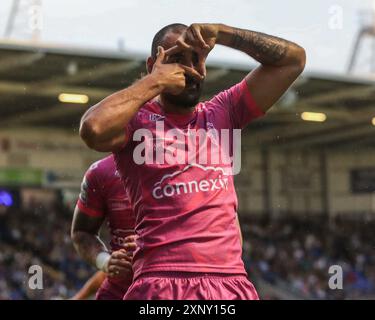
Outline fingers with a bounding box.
[164,45,182,57]
[197,52,207,78]
[124,235,138,243]
[123,235,137,253]
[123,242,137,252]
[108,265,132,278]
[190,25,210,49]
[176,38,191,50]
[109,257,132,267]
[176,26,209,51]
[106,246,136,277]
[155,46,166,64]
[164,45,207,79]
[179,64,205,81]
[111,250,131,260]
[108,251,132,273]
[108,249,132,276]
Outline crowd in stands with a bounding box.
[242,215,375,299]
[1,201,374,299]
[0,202,94,299]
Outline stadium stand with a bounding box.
[1,202,375,299]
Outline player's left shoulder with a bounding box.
[86,155,115,181]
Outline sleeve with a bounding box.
[209,79,265,129]
[76,166,105,218]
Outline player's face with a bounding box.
[161,31,204,108]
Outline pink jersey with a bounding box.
[114,79,264,280]
[77,155,135,288]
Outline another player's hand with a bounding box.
[122,234,137,257]
[107,235,138,278]
[107,249,132,279]
[165,23,219,77]
[151,46,204,95]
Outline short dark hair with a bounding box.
[151,23,187,59]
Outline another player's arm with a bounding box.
[168,23,306,113]
[71,207,134,278]
[70,271,106,300]
[79,48,204,152]
[71,207,107,267]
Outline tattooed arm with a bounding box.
[217,25,306,112]
[169,23,306,112]
[218,26,304,67]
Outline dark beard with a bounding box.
[163,78,203,108]
[163,90,201,108]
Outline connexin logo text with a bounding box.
[152,163,229,200]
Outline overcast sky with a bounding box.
[0,0,374,75]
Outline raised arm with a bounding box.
[79,47,203,152]
[217,24,306,112]
[79,75,161,152]
[168,23,306,113]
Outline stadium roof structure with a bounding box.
[1,40,375,150]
